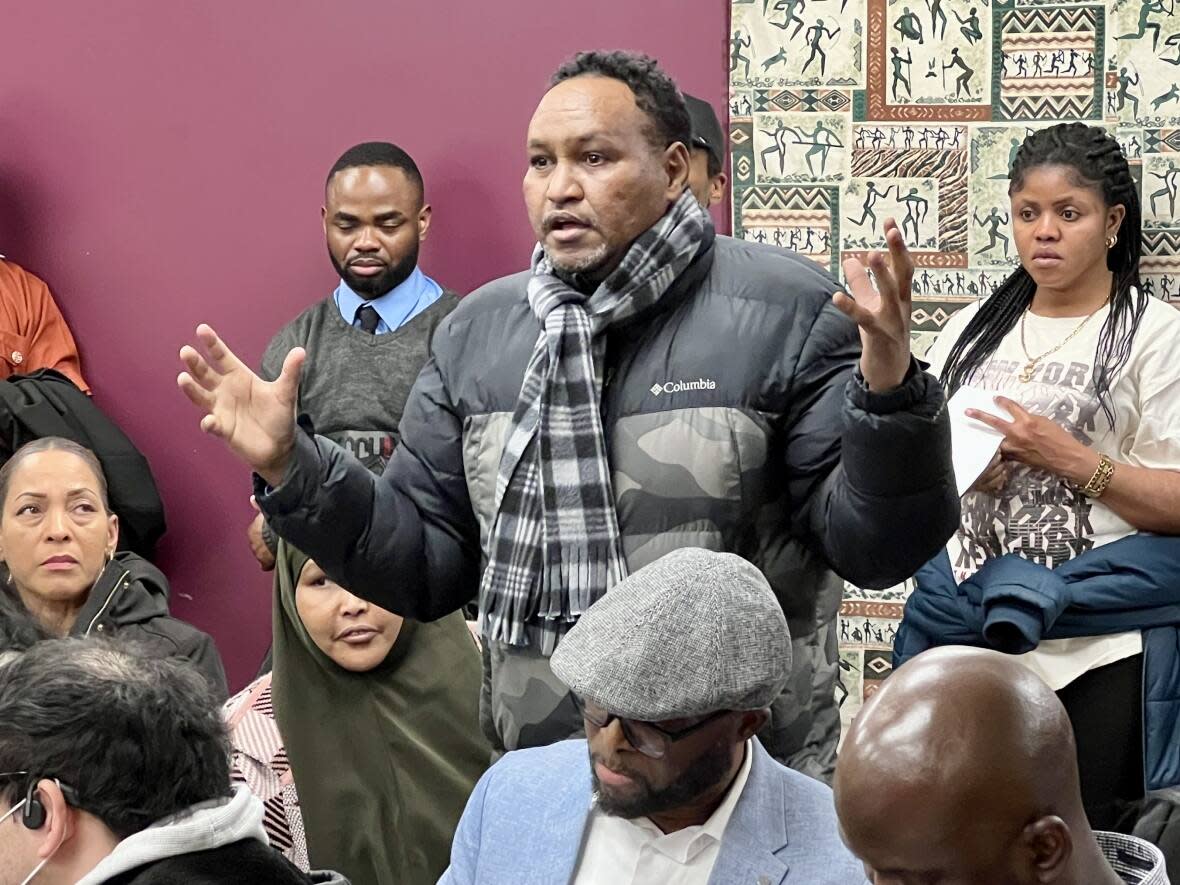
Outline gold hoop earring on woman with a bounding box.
[1106,234,1118,249]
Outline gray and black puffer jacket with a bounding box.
[260,230,958,779]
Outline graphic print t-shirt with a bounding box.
[924,296,1180,688]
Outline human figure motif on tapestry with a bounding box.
[926,0,948,39]
[1117,67,1141,115]
[954,6,982,43]
[899,188,929,246]
[943,48,975,97]
[730,31,752,79]
[802,18,841,77]
[771,0,809,39]
[973,206,1011,257]
[894,7,925,43]
[847,181,893,229]
[1117,0,1173,53]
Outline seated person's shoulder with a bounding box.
[0,259,57,308]
[483,739,587,787]
[764,756,861,867]
[758,748,844,821]
[0,258,42,287]
[777,758,837,804]
[223,672,270,720]
[709,235,842,313]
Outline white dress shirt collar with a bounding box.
[572,739,755,884]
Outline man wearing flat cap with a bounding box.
[439,548,865,885]
[684,93,728,209]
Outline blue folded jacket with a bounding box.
[895,533,1180,791]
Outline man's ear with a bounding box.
[1023,815,1072,882]
[418,203,433,243]
[662,142,692,200]
[708,173,728,208]
[737,709,769,741]
[34,780,74,860]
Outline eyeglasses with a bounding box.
[573,696,729,759]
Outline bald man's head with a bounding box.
[834,648,1109,885]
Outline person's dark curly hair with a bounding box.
[0,637,231,839]
[551,50,691,152]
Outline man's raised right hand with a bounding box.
[177,324,305,488]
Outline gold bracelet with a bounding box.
[1081,453,1115,498]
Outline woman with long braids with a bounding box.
[900,122,1180,834]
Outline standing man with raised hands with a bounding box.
[178,50,957,778]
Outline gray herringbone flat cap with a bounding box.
[550,548,791,721]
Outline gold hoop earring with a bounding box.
[1106,234,1118,249]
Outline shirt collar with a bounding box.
[333,265,435,332]
[1095,831,1169,884]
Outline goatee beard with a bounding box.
[330,241,419,299]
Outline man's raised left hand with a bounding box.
[832,217,914,392]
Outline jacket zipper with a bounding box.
[84,568,130,636]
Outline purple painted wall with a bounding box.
[0,1,729,688]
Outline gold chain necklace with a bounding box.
[1018,304,1103,383]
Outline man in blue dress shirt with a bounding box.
[246,142,459,571]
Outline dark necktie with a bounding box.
[356,304,381,335]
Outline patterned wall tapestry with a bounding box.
[727,0,1180,731]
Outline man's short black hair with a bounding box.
[326,141,425,198]
[0,638,231,840]
[550,50,691,153]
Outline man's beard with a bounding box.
[330,240,419,299]
[590,738,734,820]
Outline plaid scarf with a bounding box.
[479,190,709,653]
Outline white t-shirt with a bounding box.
[924,295,1180,688]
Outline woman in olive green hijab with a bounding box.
[225,541,489,885]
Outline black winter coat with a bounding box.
[260,232,959,773]
[68,551,227,699]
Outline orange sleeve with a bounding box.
[1,263,91,394]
